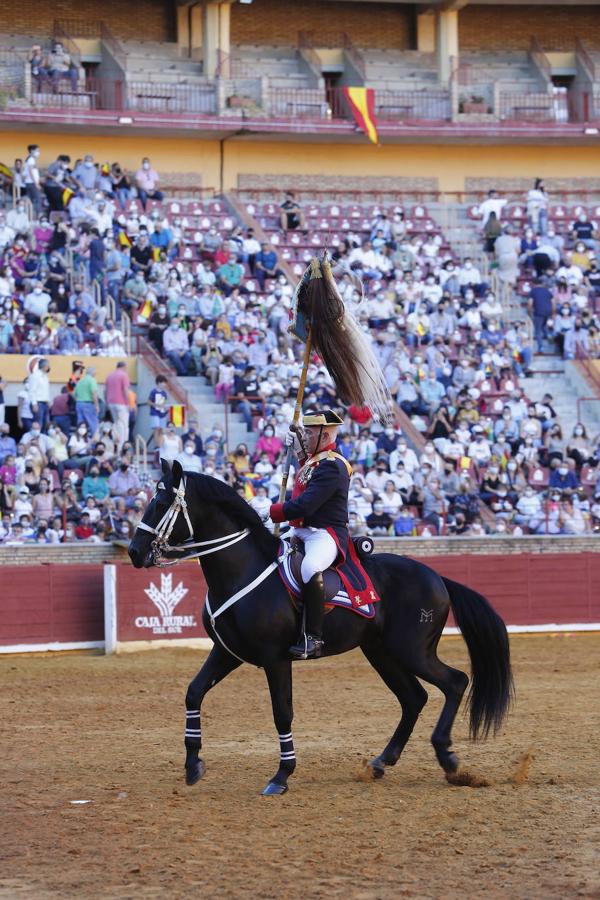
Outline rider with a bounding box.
[269,409,351,660]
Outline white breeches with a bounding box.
[292,527,338,583]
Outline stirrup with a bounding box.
[289,634,324,660]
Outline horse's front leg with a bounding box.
[262,659,296,796]
[184,645,242,785]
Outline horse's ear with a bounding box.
[160,458,172,477]
[172,459,183,488]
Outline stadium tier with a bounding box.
[0,0,599,545]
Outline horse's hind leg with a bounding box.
[361,642,428,779]
[412,655,469,774]
[184,645,242,785]
[262,659,296,796]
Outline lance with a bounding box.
[271,251,390,536]
[273,329,311,538]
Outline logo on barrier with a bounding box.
[135,573,197,635]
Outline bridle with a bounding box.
[135,475,249,567]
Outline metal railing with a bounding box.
[121,310,132,355]
[135,433,148,478]
[498,92,556,122]
[27,77,218,115]
[268,87,330,119]
[375,89,451,122]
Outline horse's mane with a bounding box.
[187,473,280,557]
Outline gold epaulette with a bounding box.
[310,449,353,477]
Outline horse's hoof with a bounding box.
[185,758,206,786]
[440,751,459,773]
[262,780,288,796]
[368,757,386,779]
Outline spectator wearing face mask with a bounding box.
[135,158,163,211]
[73,365,100,438]
[73,155,98,195]
[99,320,126,356]
[163,317,193,376]
[23,144,42,215]
[176,440,203,474]
[108,459,141,498]
[254,426,283,466]
[458,257,484,296]
[389,438,419,476]
[513,486,542,531]
[549,460,579,491]
[81,464,110,502]
[24,281,51,324]
[366,499,393,536]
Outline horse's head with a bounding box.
[128,458,191,568]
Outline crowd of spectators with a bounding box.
[1,146,600,541]
[477,180,600,357]
[0,355,145,544]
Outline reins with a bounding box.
[135,474,290,665]
[136,476,250,567]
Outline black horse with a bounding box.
[129,461,513,796]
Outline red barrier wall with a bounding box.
[413,553,600,627]
[113,562,208,646]
[1,553,598,652]
[0,564,104,648]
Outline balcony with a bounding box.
[0,70,598,141]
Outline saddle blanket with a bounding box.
[278,546,376,619]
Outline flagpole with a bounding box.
[273,331,312,538]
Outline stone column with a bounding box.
[417,13,435,54]
[436,10,459,85]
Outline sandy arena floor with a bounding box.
[1,634,599,899]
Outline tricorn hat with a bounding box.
[303,410,344,427]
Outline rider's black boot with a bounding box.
[289,572,325,660]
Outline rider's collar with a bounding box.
[313,442,337,456]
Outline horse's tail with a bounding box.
[442,577,514,741]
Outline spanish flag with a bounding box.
[118,230,132,248]
[343,87,379,145]
[62,187,75,208]
[0,162,13,181]
[169,405,186,428]
[138,298,153,322]
[152,246,161,262]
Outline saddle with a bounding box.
[279,534,377,619]
[288,540,341,604]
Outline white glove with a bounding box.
[284,429,295,448]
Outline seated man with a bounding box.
[269,409,350,660]
[279,191,307,234]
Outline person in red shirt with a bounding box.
[75,511,94,540]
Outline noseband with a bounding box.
[135,476,249,567]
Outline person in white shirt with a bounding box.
[23,144,41,215]
[24,283,50,321]
[349,241,381,278]
[458,258,482,289]
[99,320,126,356]
[0,213,15,251]
[467,429,492,465]
[6,201,30,236]
[175,440,203,474]
[389,439,419,474]
[477,189,508,231]
[26,357,50,430]
[556,258,584,286]
[250,485,272,526]
[422,275,443,306]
